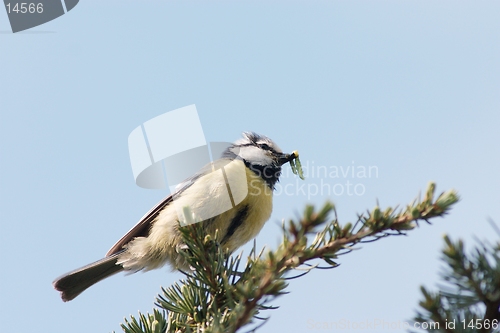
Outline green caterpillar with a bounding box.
[289,150,305,180]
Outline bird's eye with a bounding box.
[259,143,271,150]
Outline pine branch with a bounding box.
[118,182,459,333]
[412,231,500,333]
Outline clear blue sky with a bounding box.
[1,1,499,333]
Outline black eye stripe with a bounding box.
[234,142,280,154]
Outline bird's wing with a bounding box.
[104,164,211,257]
[105,193,174,256]
[105,159,229,257]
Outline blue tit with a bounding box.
[53,132,297,301]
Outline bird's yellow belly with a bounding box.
[221,167,274,251]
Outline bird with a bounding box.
[53,132,298,301]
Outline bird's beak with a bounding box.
[278,151,299,166]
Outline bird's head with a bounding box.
[222,132,296,188]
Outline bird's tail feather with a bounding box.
[53,252,124,302]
